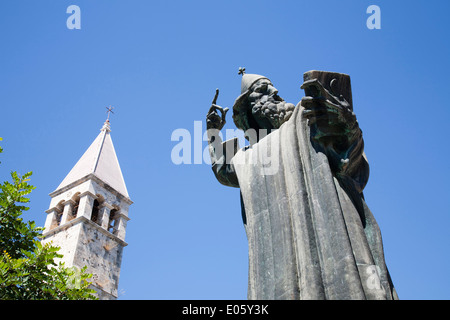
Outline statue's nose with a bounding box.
[269,86,278,95]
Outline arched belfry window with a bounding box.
[108,208,119,235]
[71,192,81,219]
[91,195,104,226]
[91,200,100,224]
[51,200,65,229]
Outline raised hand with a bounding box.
[300,78,357,143]
[206,89,229,130]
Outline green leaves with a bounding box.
[0,143,97,300]
[0,241,97,299]
[0,170,38,259]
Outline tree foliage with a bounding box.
[0,138,97,299]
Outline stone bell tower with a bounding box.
[41,119,132,300]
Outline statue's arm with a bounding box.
[207,133,239,188]
[337,120,370,193]
[206,89,239,188]
[301,76,369,193]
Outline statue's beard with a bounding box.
[250,94,294,130]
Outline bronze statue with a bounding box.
[206,69,398,300]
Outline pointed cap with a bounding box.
[55,120,129,198]
[240,73,268,94]
[232,71,271,131]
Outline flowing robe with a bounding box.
[212,103,398,300]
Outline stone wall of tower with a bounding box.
[41,218,124,299]
[74,219,125,299]
[41,222,82,266]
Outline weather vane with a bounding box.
[106,105,114,121]
[238,67,246,76]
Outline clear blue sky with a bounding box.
[0,0,449,299]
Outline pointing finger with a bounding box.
[212,88,219,105]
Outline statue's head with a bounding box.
[232,72,295,136]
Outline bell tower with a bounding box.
[41,119,132,300]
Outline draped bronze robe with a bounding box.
[212,104,398,300]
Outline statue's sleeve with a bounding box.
[210,137,240,188]
[338,124,370,193]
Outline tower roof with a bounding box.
[55,120,129,198]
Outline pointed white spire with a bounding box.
[55,120,129,198]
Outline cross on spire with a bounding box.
[238,67,246,76]
[106,105,114,121]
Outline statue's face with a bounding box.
[247,79,293,131]
[250,79,279,97]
